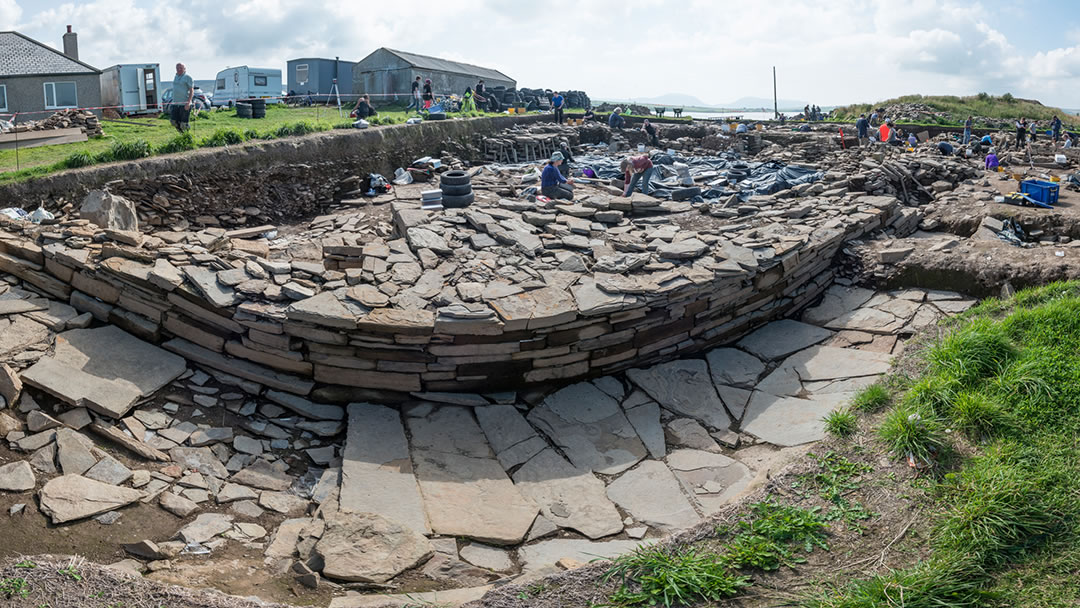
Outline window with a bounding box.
[295,64,308,86]
[216,78,225,90]
[254,75,267,87]
[44,81,78,109]
[0,85,6,112]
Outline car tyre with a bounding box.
[440,171,471,186]
[441,192,474,208]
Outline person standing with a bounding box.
[963,116,973,145]
[1029,120,1038,143]
[1052,115,1062,144]
[475,79,487,110]
[551,91,565,124]
[541,152,574,200]
[1015,118,1027,151]
[855,114,869,146]
[406,76,422,113]
[422,79,433,110]
[608,107,625,129]
[621,154,655,197]
[170,62,194,133]
[641,119,659,146]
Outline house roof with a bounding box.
[0,30,100,78]
[377,48,512,82]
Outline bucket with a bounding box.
[637,144,646,152]
[755,124,763,131]
[1055,154,1067,164]
[728,123,737,133]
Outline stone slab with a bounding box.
[627,360,731,431]
[736,319,833,361]
[512,448,623,540]
[666,449,754,513]
[606,460,701,531]
[705,348,765,389]
[340,403,430,535]
[741,391,850,447]
[21,326,186,418]
[38,474,145,523]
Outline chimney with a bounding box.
[62,25,78,61]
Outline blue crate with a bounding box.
[1021,180,1060,205]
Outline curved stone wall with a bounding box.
[0,194,912,401]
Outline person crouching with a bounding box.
[541,152,574,200]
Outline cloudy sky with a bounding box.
[4,0,1080,108]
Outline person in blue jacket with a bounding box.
[608,107,625,129]
[541,152,574,200]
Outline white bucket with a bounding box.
[1056,154,1067,164]
[637,144,646,152]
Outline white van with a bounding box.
[212,66,283,107]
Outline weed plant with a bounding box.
[823,409,857,437]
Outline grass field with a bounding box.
[0,103,507,185]
[808,281,1080,607]
[831,93,1080,129]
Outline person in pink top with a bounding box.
[621,154,655,197]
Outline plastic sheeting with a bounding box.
[517,151,823,202]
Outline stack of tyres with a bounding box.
[250,98,266,119]
[440,171,473,208]
[236,102,252,118]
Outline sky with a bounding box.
[3,0,1080,108]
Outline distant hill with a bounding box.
[627,93,707,106]
[721,96,808,110]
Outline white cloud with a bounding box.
[6,0,1080,108]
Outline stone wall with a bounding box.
[0,195,912,402]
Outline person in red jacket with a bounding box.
[621,154,655,197]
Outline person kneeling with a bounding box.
[541,152,574,200]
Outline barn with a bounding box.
[352,48,514,105]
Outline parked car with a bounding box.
[162,87,212,111]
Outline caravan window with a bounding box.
[44,82,78,109]
[295,64,309,86]
[254,75,268,87]
[216,78,225,90]
[0,85,6,112]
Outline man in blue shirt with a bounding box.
[170,63,194,133]
[541,152,574,200]
[855,114,869,145]
[608,107,624,129]
[963,116,973,145]
[551,92,565,124]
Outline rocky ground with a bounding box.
[0,119,1076,607]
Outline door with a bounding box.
[143,69,157,110]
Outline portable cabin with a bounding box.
[287,57,355,103]
[99,63,160,115]
[211,66,282,107]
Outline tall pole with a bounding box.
[773,66,778,119]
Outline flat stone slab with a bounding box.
[666,449,753,513]
[825,307,905,334]
[474,405,547,471]
[741,391,850,446]
[518,538,650,575]
[459,543,513,571]
[317,511,434,584]
[340,403,430,535]
[21,326,186,418]
[623,401,665,459]
[784,346,892,382]
[736,319,833,361]
[627,360,731,431]
[38,474,145,523]
[0,461,35,491]
[606,460,701,531]
[801,285,875,326]
[512,448,623,539]
[407,407,537,544]
[705,348,765,388]
[527,382,647,475]
[328,585,492,608]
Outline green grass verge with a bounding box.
[0,103,508,186]
[805,279,1080,607]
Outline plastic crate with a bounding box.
[1021,180,1060,205]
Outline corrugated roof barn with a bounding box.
[352,48,515,105]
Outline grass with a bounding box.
[849,383,891,412]
[823,409,858,437]
[809,279,1080,606]
[831,93,1080,128]
[603,502,827,606]
[0,102,509,185]
[0,577,30,599]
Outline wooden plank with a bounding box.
[0,127,88,150]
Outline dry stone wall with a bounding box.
[0,194,910,400]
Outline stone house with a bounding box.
[0,27,102,123]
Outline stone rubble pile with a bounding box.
[6,109,103,137]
